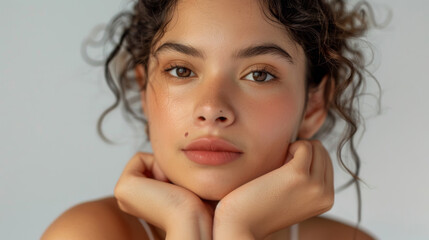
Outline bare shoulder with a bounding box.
[41,196,149,240]
[299,216,376,240]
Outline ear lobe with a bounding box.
[135,64,146,89]
[135,64,148,116]
[298,75,332,139]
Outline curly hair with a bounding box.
[85,0,378,226]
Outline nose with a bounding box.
[193,80,235,128]
[194,106,235,127]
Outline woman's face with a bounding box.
[141,0,309,200]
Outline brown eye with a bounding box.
[252,71,267,82]
[176,67,191,77]
[244,70,275,82]
[167,66,196,78]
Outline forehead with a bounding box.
[154,0,303,62]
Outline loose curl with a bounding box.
[84,0,378,226]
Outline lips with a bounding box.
[182,137,243,165]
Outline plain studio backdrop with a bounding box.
[1,0,428,239]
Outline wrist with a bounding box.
[213,201,262,240]
[213,224,257,240]
[166,207,212,240]
[213,212,258,240]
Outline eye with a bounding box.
[243,70,275,82]
[165,65,196,78]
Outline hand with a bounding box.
[114,152,213,240]
[213,140,334,240]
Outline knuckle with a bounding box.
[113,177,134,201]
[299,140,313,151]
[310,139,322,146]
[131,152,148,161]
[320,193,335,212]
[135,151,146,156]
[291,140,312,153]
[309,181,325,197]
[309,183,334,212]
[113,181,125,200]
[133,152,147,161]
[131,152,142,159]
[114,184,129,212]
[115,198,127,212]
[114,177,143,214]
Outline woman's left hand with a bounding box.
[212,140,334,240]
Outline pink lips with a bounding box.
[182,137,243,165]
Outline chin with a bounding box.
[183,178,243,201]
[194,188,228,201]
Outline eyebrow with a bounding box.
[153,42,294,64]
[154,42,205,58]
[234,44,294,64]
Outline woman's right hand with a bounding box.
[114,152,213,240]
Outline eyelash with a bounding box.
[164,64,196,79]
[163,64,278,82]
[244,66,277,82]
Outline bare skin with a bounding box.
[41,196,375,240]
[43,0,377,239]
[42,146,375,240]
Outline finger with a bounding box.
[153,160,170,182]
[324,151,334,192]
[309,140,327,181]
[121,152,155,178]
[116,176,178,229]
[287,140,313,174]
[118,176,207,231]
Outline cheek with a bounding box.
[144,83,190,152]
[233,89,305,179]
[245,91,304,144]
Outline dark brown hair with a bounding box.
[84,0,378,226]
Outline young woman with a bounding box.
[42,0,377,239]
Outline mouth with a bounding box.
[182,137,243,166]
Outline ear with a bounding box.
[135,64,146,89]
[298,75,332,139]
[135,64,148,116]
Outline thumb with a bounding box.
[285,140,313,173]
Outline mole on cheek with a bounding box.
[185,132,189,137]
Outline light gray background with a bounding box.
[1,0,428,239]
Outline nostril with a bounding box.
[218,116,227,122]
[198,116,206,121]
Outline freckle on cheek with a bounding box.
[185,132,189,137]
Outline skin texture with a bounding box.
[42,0,376,239]
[114,0,336,239]
[142,0,313,201]
[41,196,375,240]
